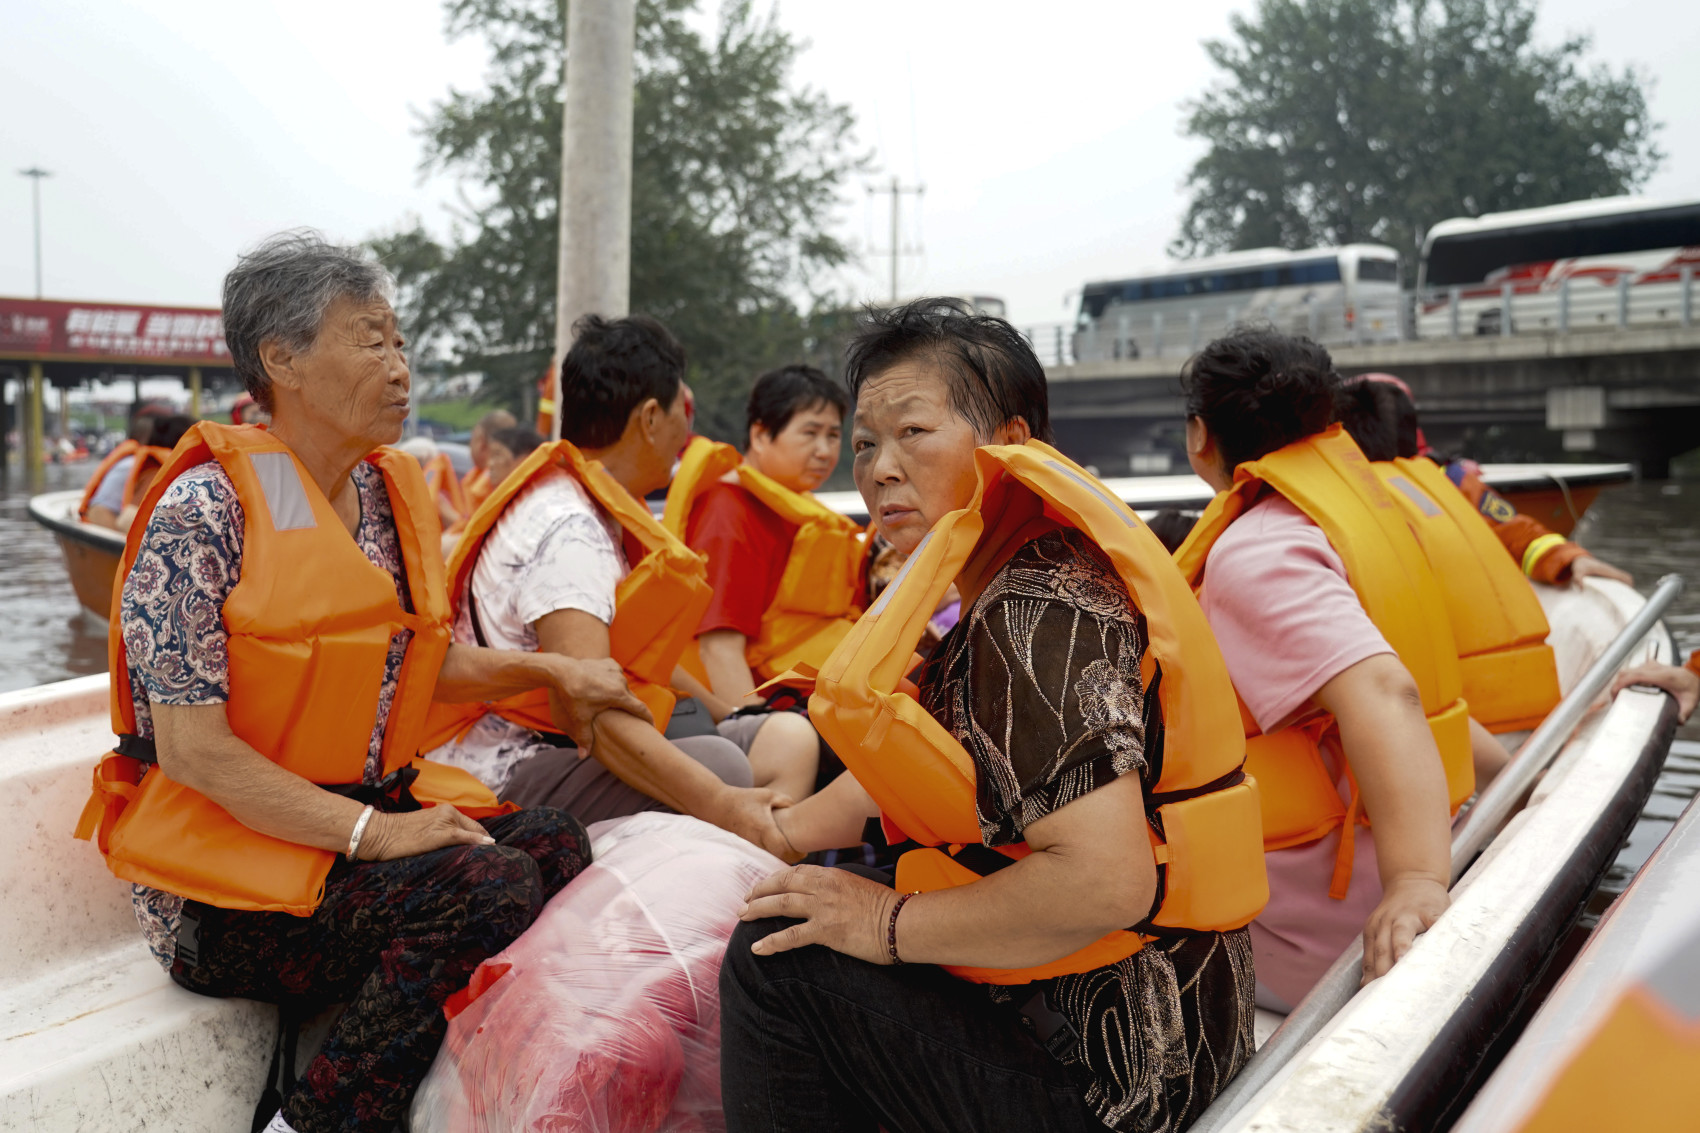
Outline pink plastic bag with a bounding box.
[411,812,784,1133]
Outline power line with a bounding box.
[866,176,924,303]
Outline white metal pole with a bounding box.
[552,0,637,443]
[1683,266,1694,329]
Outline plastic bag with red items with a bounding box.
[411,811,785,1133]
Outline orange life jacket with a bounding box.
[73,422,503,915]
[423,450,471,522]
[419,440,713,750]
[664,436,867,679]
[1174,424,1473,899]
[808,440,1268,985]
[463,465,494,510]
[78,440,171,520]
[1375,456,1561,733]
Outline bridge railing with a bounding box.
[1031,269,1697,366]
[1027,296,1407,367]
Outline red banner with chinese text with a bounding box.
[0,297,228,365]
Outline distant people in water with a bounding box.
[80,410,194,532]
[230,393,270,426]
[483,425,544,492]
[464,409,519,510]
[1174,328,1460,1009]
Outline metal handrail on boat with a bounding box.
[1189,572,1685,1132]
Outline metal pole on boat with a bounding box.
[1188,573,1686,1133]
[551,0,637,442]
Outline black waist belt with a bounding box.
[116,733,157,764]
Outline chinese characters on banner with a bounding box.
[0,298,228,364]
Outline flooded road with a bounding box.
[1,461,1697,907]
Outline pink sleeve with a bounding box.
[1199,497,1393,733]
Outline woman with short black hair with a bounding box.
[718,299,1261,1133]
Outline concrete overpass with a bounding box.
[1044,323,1700,479]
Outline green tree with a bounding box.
[1172,0,1662,269]
[373,0,865,441]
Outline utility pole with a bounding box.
[552,0,636,442]
[867,176,925,304]
[18,168,51,299]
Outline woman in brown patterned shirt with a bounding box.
[719,299,1255,1133]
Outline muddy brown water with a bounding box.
[2,462,1695,910]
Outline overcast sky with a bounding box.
[3,0,1697,330]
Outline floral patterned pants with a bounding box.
[170,807,590,1133]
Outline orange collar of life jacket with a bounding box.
[807,439,1267,983]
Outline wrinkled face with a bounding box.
[485,441,520,489]
[276,295,410,449]
[852,358,989,556]
[748,401,843,492]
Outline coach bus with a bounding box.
[1071,244,1403,363]
[1416,196,1700,338]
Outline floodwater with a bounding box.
[2,460,1697,906]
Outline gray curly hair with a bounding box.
[221,229,395,411]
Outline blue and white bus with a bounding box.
[1072,244,1403,362]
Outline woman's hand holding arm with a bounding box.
[535,609,794,858]
[432,641,652,744]
[151,702,493,861]
[741,772,1156,969]
[1313,652,1453,984]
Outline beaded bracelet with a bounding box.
[887,891,919,965]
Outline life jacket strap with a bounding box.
[115,733,158,764]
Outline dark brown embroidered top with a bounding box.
[917,529,1256,1132]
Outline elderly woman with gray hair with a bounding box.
[89,230,647,1133]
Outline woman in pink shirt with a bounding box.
[1180,330,1454,1009]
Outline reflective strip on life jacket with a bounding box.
[1377,455,1560,733]
[809,440,1267,985]
[74,422,500,915]
[418,440,713,750]
[1174,424,1473,898]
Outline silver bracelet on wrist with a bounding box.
[346,804,376,860]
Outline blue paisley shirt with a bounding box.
[119,460,413,968]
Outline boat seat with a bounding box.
[0,676,277,1131]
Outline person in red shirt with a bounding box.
[686,365,849,705]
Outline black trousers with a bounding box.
[718,868,1111,1133]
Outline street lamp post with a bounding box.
[18,168,51,300]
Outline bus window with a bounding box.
[1358,258,1400,283]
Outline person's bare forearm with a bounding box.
[699,630,760,705]
[153,704,363,853]
[670,664,734,722]
[777,770,878,852]
[1324,659,1451,888]
[432,642,564,703]
[586,709,732,818]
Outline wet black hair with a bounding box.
[559,313,686,449]
[746,364,849,442]
[843,298,1053,443]
[146,414,196,452]
[1146,508,1198,555]
[489,425,545,461]
[1181,327,1340,471]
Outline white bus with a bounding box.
[1071,244,1403,363]
[1416,196,1700,338]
